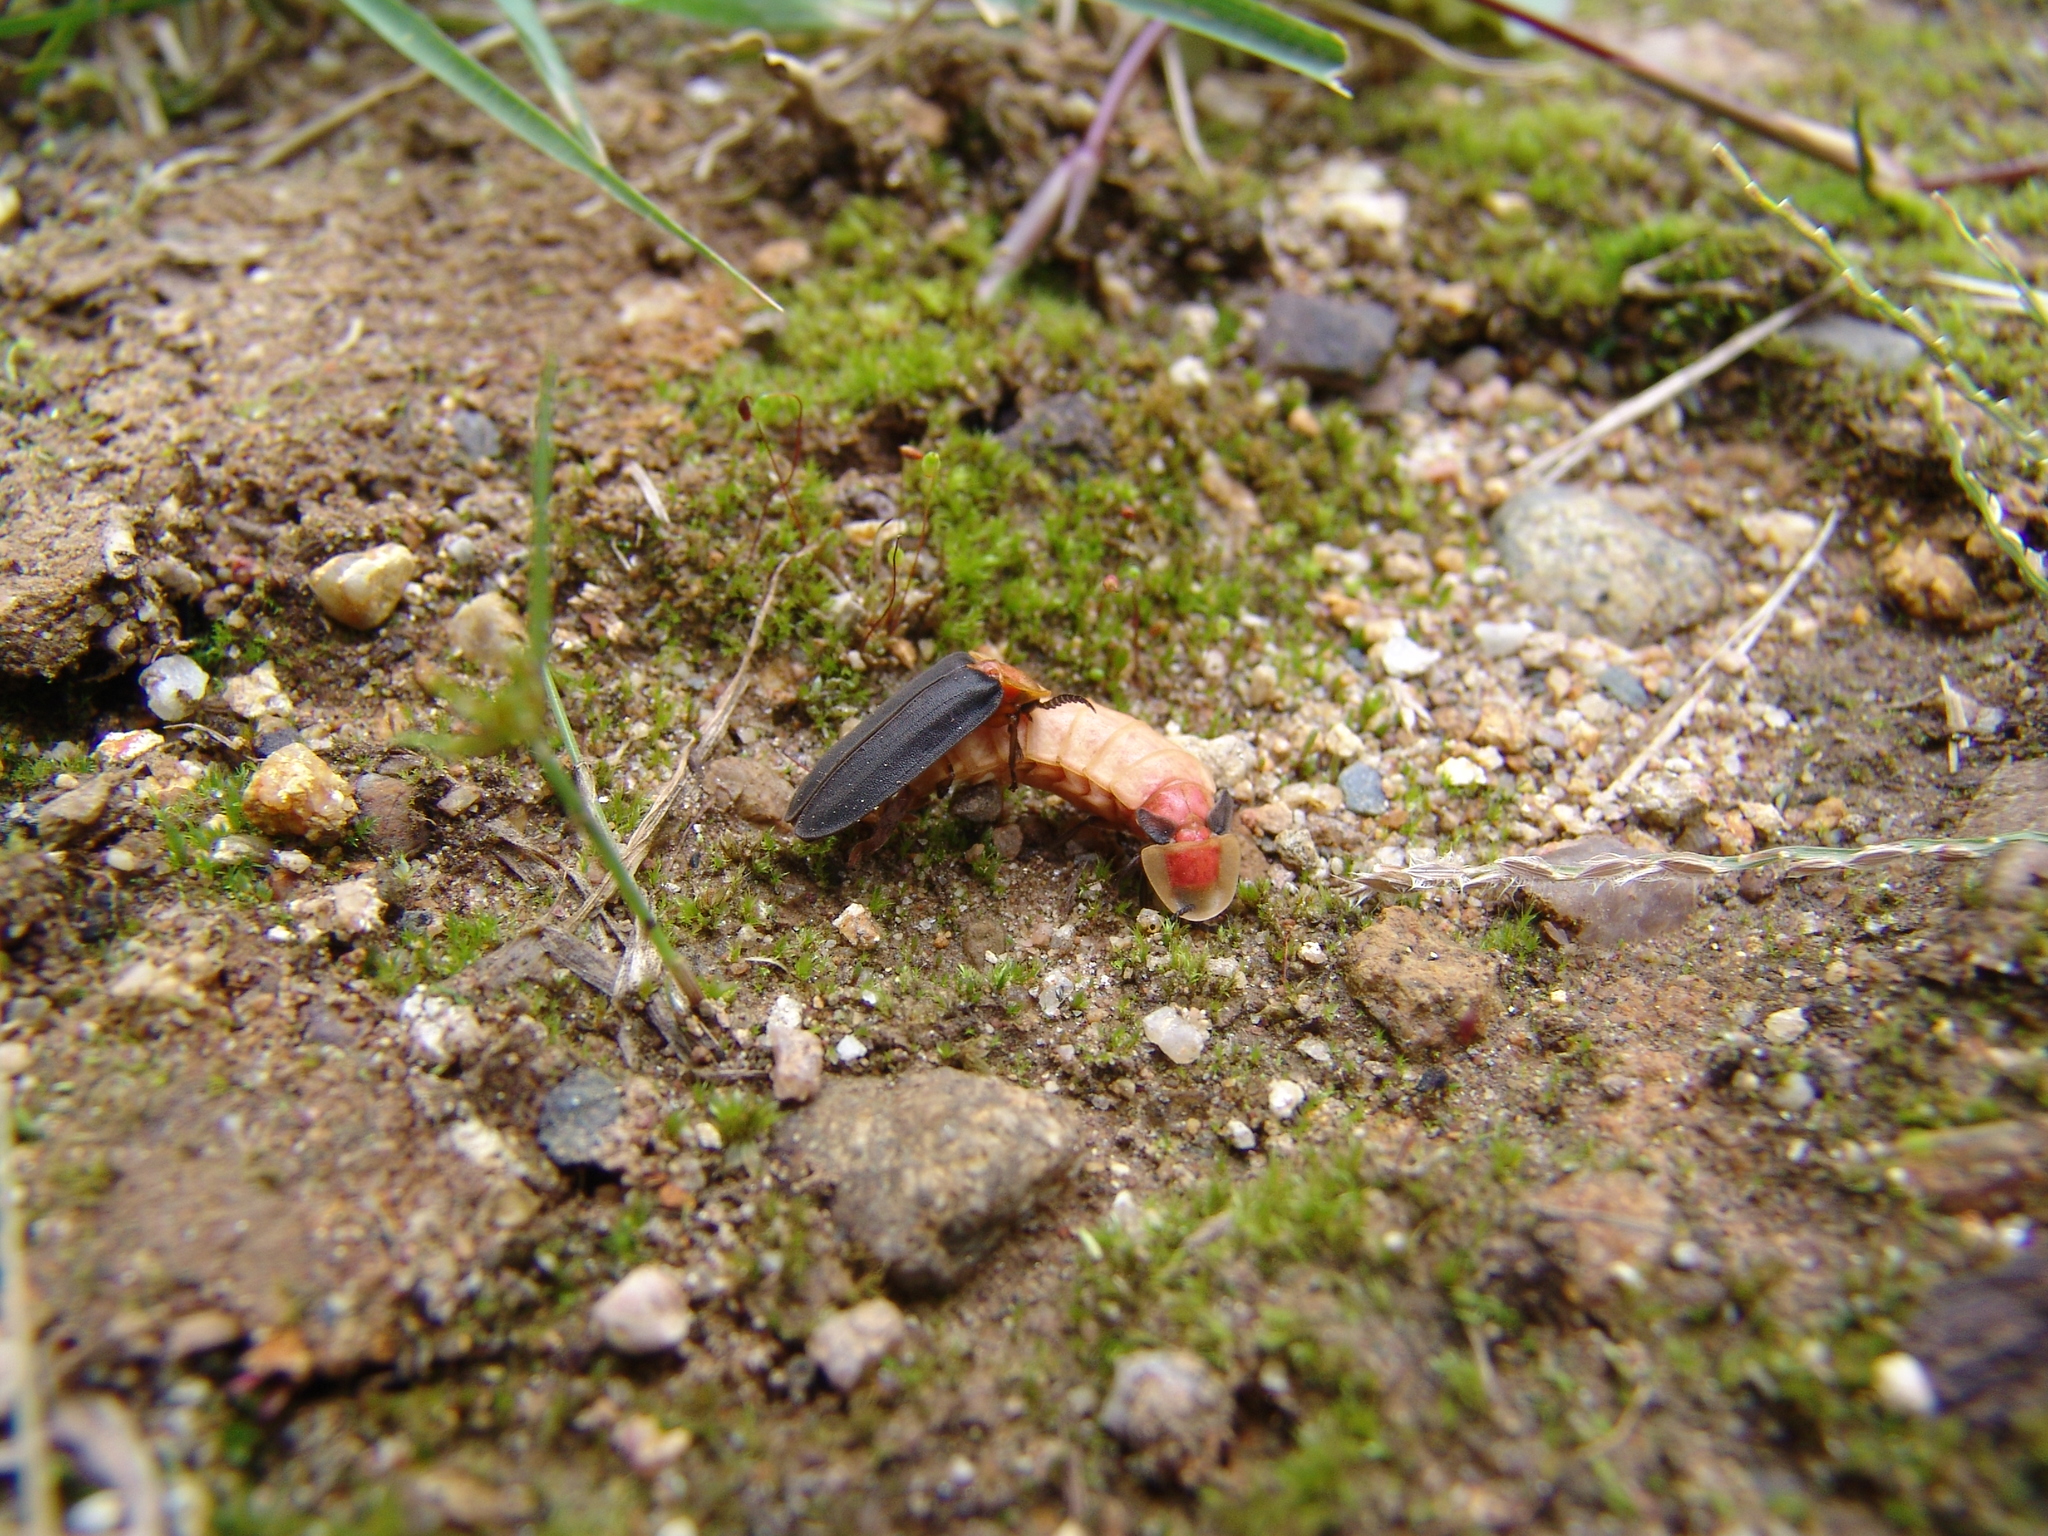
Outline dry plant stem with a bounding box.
[690,546,807,770]
[1159,32,1213,181]
[1921,151,2048,191]
[0,1075,54,1536]
[247,3,604,170]
[976,19,1169,302]
[569,734,698,926]
[531,745,707,1015]
[1604,506,1840,797]
[824,0,941,92]
[1343,829,2048,902]
[624,462,671,526]
[1518,286,1834,487]
[1451,0,1916,190]
[1304,0,1567,80]
[1716,143,2047,465]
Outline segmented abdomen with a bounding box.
[929,701,1214,836]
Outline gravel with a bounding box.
[536,1067,625,1168]
[806,1297,907,1391]
[1339,907,1500,1056]
[1142,1005,1210,1065]
[591,1265,692,1354]
[1255,291,1398,389]
[241,743,358,846]
[307,543,420,631]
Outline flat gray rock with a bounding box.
[1256,292,1397,389]
[773,1067,1078,1293]
[997,392,1113,467]
[1788,314,1922,373]
[1492,487,1722,644]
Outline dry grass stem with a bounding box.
[1604,505,1840,797]
[1519,287,1835,488]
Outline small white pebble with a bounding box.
[1166,354,1213,389]
[1667,1239,1705,1272]
[1763,1006,1809,1044]
[1607,1260,1646,1293]
[835,1034,868,1063]
[1268,1079,1306,1121]
[1296,940,1327,967]
[693,1120,724,1151]
[1872,1352,1938,1416]
[1225,1118,1257,1151]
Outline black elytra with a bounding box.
[788,652,1008,839]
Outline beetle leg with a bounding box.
[848,783,922,864]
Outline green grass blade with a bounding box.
[332,0,775,307]
[526,355,560,666]
[0,0,191,43]
[491,0,611,167]
[1117,0,1349,93]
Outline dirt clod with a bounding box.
[1340,905,1500,1056]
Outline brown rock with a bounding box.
[1529,1170,1673,1307]
[242,743,357,845]
[773,1067,1078,1292]
[352,773,430,856]
[1339,906,1500,1056]
[1895,1119,2048,1215]
[749,238,812,280]
[1879,538,1975,622]
[701,756,792,826]
[404,1467,537,1530]
[36,772,116,848]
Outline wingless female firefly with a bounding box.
[788,651,1243,921]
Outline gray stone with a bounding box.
[951,782,1004,824]
[1596,664,1650,711]
[1491,487,1722,644]
[1522,834,1702,947]
[254,724,302,757]
[1099,1349,1231,1487]
[772,1067,1078,1292]
[806,1297,906,1391]
[1905,1245,2048,1425]
[1256,292,1398,390]
[451,409,503,460]
[997,392,1113,467]
[537,1067,623,1167]
[1788,314,1922,373]
[1338,760,1387,815]
[1448,345,1501,387]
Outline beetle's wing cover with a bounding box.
[788,652,1004,837]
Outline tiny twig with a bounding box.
[0,1070,54,1536]
[1716,143,2047,466]
[1452,0,1916,191]
[246,2,604,170]
[1159,33,1214,182]
[691,546,810,770]
[1518,286,1836,488]
[1604,506,1839,797]
[821,0,941,93]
